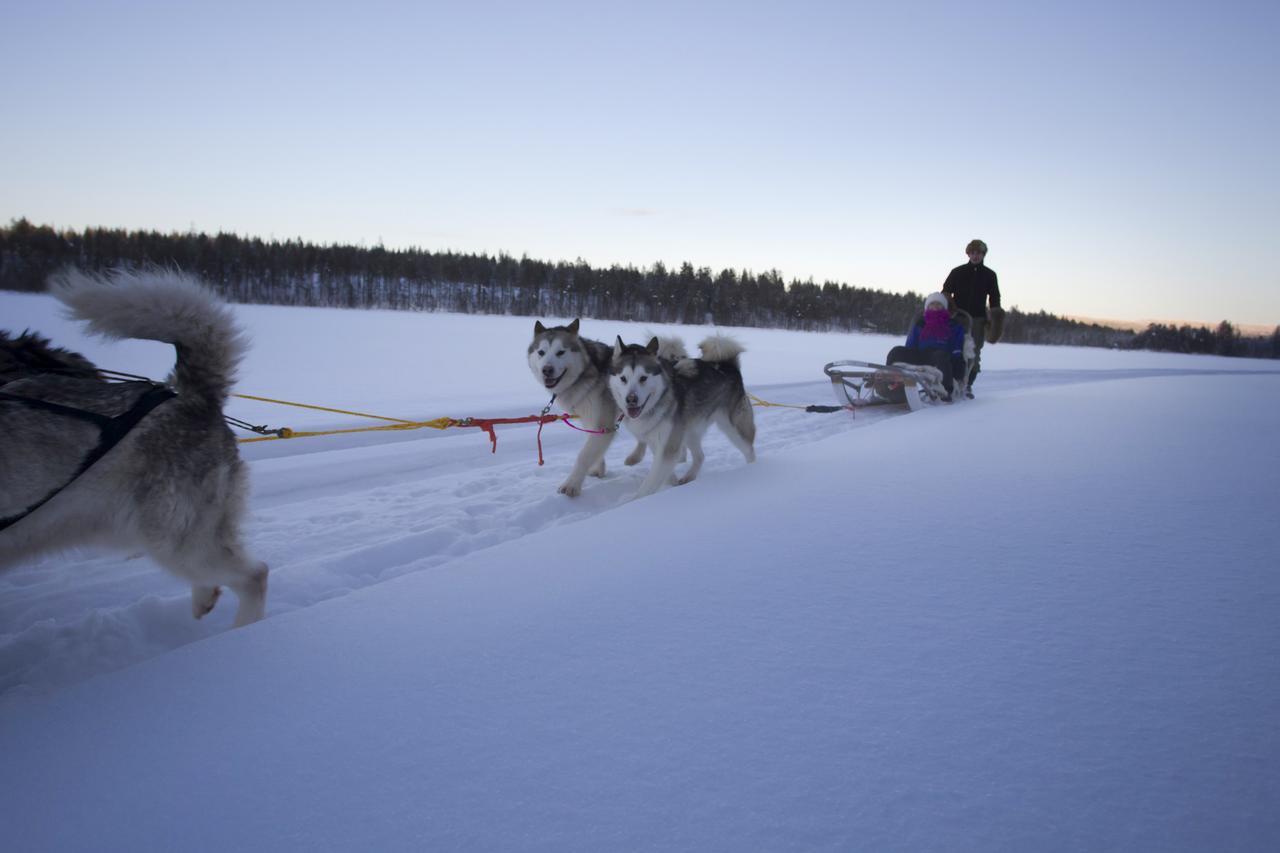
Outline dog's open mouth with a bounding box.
[626,403,645,418]
[543,371,566,390]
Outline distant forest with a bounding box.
[3,219,1277,358]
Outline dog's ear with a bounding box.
[646,337,660,354]
[614,335,625,357]
[567,318,580,336]
[534,320,546,335]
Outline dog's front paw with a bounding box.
[675,473,698,486]
[624,446,645,466]
[558,481,582,497]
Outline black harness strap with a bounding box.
[0,393,115,427]
[0,384,176,532]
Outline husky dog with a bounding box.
[0,269,268,626]
[527,319,687,496]
[1,329,102,385]
[609,335,756,498]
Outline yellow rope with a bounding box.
[233,391,807,444]
[234,385,829,447]
[748,393,810,411]
[232,393,418,424]
[237,415,459,443]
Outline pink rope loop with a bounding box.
[560,414,622,435]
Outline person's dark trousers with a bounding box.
[969,317,986,386]
[885,346,955,393]
[950,353,966,389]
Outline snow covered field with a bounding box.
[2,292,1278,851]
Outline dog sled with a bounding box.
[825,309,977,413]
[823,360,952,411]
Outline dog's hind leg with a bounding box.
[718,397,757,463]
[151,538,269,626]
[191,585,222,619]
[227,560,269,626]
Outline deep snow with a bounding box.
[1,293,1278,851]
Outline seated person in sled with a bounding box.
[884,292,970,401]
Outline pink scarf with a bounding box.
[920,308,952,344]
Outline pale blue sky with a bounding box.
[3,0,1277,327]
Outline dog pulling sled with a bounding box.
[823,360,953,412]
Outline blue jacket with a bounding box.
[905,318,965,355]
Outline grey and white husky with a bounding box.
[0,269,268,626]
[608,335,756,498]
[527,319,686,496]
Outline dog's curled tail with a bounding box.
[698,334,745,367]
[51,268,247,407]
[654,335,688,361]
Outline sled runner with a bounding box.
[823,360,950,412]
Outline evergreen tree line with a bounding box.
[1129,320,1279,358]
[3,219,1276,357]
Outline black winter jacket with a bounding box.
[943,262,1001,319]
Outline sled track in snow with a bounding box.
[2,367,1275,702]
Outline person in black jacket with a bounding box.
[942,239,1000,397]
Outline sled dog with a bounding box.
[608,334,756,498]
[1,329,101,385]
[0,269,268,626]
[527,319,686,496]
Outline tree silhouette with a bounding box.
[2,218,1272,358]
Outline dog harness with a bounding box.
[0,383,176,532]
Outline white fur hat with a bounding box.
[924,292,949,310]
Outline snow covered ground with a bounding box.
[2,292,1278,851]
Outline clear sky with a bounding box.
[3,0,1278,328]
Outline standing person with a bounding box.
[942,239,1000,398]
[885,292,967,401]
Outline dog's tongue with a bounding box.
[627,405,643,418]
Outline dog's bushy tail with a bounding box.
[654,335,688,361]
[51,268,247,408]
[698,334,745,368]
